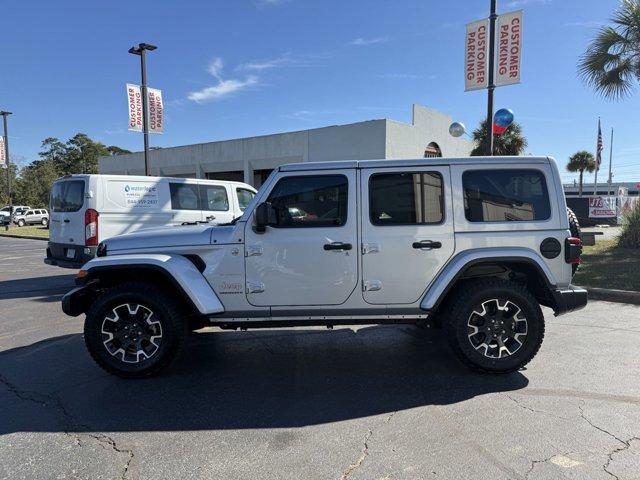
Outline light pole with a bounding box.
[485,0,497,156]
[128,42,157,176]
[1,111,12,231]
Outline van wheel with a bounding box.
[444,278,545,373]
[17,219,25,227]
[41,218,48,226]
[84,282,188,378]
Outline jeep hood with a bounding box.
[104,223,241,251]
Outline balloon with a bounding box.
[493,123,508,135]
[449,122,466,138]
[494,108,514,128]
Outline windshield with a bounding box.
[50,180,85,213]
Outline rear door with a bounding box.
[199,182,235,224]
[49,178,87,246]
[360,166,455,305]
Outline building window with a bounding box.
[369,172,444,225]
[424,142,442,158]
[463,169,551,222]
[205,171,244,182]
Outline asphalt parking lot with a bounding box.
[0,236,639,480]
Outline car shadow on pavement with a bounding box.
[0,274,75,301]
[0,325,528,434]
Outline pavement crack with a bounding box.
[0,372,135,479]
[340,429,372,480]
[505,393,547,415]
[577,402,639,480]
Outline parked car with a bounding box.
[45,174,257,268]
[62,156,587,378]
[13,208,49,227]
[0,205,31,224]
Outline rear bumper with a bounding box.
[552,285,588,316]
[45,242,97,269]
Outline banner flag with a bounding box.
[126,83,143,132]
[494,10,523,87]
[465,18,490,91]
[146,87,164,134]
[0,136,5,168]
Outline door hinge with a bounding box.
[246,281,265,294]
[245,245,263,257]
[363,280,382,292]
[362,242,380,255]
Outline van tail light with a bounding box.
[85,209,99,246]
[565,237,582,265]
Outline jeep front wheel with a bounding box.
[444,278,545,373]
[83,282,188,378]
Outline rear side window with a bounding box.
[236,188,255,211]
[266,175,348,227]
[50,180,85,213]
[463,169,551,222]
[200,185,229,211]
[169,183,199,210]
[369,172,444,225]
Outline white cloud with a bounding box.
[188,76,258,103]
[376,73,420,79]
[350,36,389,46]
[504,0,551,7]
[237,52,328,71]
[188,58,258,103]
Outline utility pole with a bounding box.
[607,128,614,197]
[485,0,498,156]
[128,43,157,176]
[1,111,12,231]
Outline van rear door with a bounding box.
[50,178,87,248]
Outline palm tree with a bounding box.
[567,151,596,197]
[578,0,640,99]
[470,120,528,156]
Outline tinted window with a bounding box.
[266,175,348,227]
[169,183,199,210]
[236,188,255,211]
[463,169,551,222]
[200,185,229,211]
[370,172,444,225]
[50,180,85,212]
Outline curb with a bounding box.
[584,286,640,305]
[0,233,49,242]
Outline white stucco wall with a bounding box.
[99,104,472,187]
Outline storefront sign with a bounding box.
[588,196,616,218]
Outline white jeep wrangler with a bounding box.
[62,157,587,378]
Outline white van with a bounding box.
[45,174,256,268]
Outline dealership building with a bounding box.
[99,104,473,187]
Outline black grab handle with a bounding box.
[324,242,353,251]
[412,240,442,249]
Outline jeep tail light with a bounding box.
[85,209,99,246]
[565,237,582,265]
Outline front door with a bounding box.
[361,166,455,305]
[244,170,358,307]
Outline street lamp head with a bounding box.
[128,43,157,55]
[0,111,12,116]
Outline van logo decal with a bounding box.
[125,185,131,192]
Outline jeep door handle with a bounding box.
[412,240,442,249]
[63,219,70,223]
[324,242,352,251]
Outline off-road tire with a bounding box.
[567,207,582,275]
[444,278,545,373]
[84,282,188,378]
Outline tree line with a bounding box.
[0,133,129,208]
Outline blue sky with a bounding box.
[2,0,639,183]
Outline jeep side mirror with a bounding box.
[254,202,276,233]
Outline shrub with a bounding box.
[618,200,640,249]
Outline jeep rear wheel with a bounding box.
[444,278,545,373]
[84,282,188,378]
